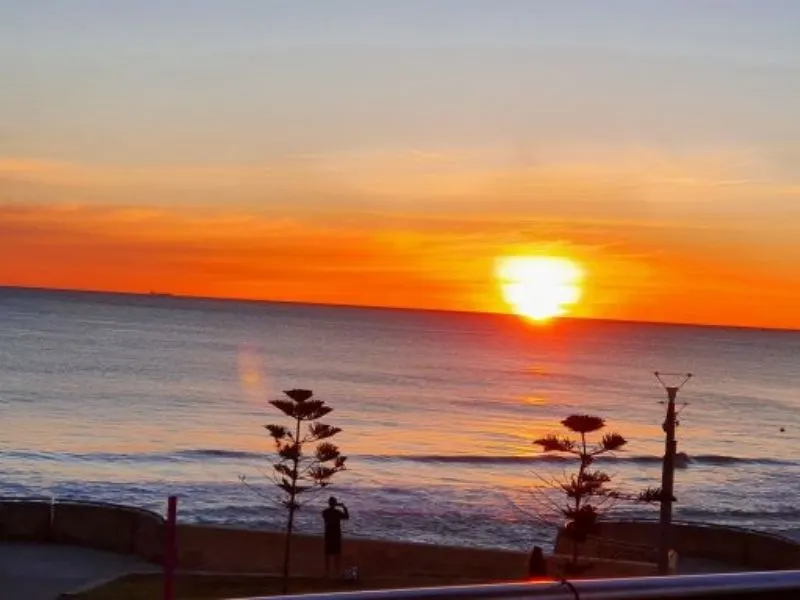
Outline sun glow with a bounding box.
[495,255,584,322]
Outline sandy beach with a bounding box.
[173,524,661,581]
[176,524,529,580]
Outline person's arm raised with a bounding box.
[340,504,350,520]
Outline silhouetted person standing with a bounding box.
[322,496,349,577]
[527,545,548,579]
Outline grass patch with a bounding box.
[67,572,493,600]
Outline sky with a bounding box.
[2,1,800,329]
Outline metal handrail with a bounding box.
[230,570,800,600]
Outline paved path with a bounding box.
[677,556,743,575]
[0,542,156,600]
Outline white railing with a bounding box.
[230,570,800,600]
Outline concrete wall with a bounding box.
[0,501,51,541]
[554,531,659,564]
[0,500,164,562]
[131,507,164,562]
[559,520,800,570]
[50,502,165,562]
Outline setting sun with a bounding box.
[495,256,584,322]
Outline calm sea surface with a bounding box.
[1,287,798,550]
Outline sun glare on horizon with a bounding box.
[495,255,584,322]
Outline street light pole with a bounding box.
[654,371,691,575]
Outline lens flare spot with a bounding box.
[237,343,268,401]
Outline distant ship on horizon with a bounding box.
[148,291,176,298]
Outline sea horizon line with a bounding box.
[1,283,797,335]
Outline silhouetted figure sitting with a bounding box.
[527,545,548,579]
[322,496,349,577]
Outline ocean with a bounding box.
[1,287,798,551]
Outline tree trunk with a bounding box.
[571,523,580,567]
[281,505,295,593]
[572,432,587,568]
[281,416,303,594]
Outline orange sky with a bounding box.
[4,4,800,330]
[2,153,799,330]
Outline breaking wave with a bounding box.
[3,448,795,468]
[359,453,796,467]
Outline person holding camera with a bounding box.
[322,496,350,577]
